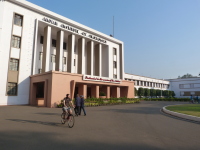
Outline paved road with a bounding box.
[0,101,200,150]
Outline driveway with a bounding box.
[0,101,199,150]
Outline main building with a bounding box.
[0,0,134,107]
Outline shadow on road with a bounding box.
[35,112,61,116]
[0,131,165,150]
[7,119,63,127]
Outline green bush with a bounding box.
[99,91,106,96]
[57,99,64,108]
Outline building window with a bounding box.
[38,69,42,74]
[7,82,17,95]
[113,61,117,68]
[9,58,19,71]
[40,36,43,44]
[63,57,66,64]
[39,52,43,60]
[51,55,55,62]
[12,36,21,48]
[52,39,56,47]
[113,48,117,55]
[63,42,67,50]
[14,14,23,26]
[74,59,75,66]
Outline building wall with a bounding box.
[168,78,200,98]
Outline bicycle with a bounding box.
[61,112,75,128]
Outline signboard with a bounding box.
[42,17,107,44]
[83,75,121,84]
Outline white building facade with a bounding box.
[168,77,200,98]
[0,0,134,107]
[124,73,170,91]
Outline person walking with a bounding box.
[75,94,81,116]
[80,95,86,116]
[190,95,194,104]
[196,95,200,104]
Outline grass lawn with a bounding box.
[166,104,200,117]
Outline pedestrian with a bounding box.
[75,94,81,116]
[190,95,194,104]
[80,95,86,116]
[196,95,200,104]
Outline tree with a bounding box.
[172,91,175,97]
[178,73,193,78]
[134,87,138,96]
[150,89,156,97]
[156,89,161,97]
[138,87,144,97]
[168,91,172,97]
[145,89,150,97]
[165,90,169,97]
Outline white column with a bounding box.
[119,44,124,80]
[81,38,85,74]
[108,46,112,78]
[42,26,51,73]
[91,41,94,76]
[32,19,38,75]
[55,30,64,71]
[67,34,75,73]
[116,48,120,79]
[99,44,102,77]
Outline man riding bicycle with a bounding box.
[62,94,75,119]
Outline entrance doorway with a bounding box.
[35,82,45,106]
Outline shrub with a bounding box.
[57,99,64,108]
[99,91,106,96]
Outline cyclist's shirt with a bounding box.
[64,97,72,107]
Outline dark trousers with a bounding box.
[80,106,86,115]
[74,106,81,115]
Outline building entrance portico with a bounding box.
[75,83,121,99]
[30,71,134,107]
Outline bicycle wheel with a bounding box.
[61,113,66,124]
[67,115,75,128]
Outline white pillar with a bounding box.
[108,46,112,78]
[32,19,38,75]
[81,38,85,74]
[55,30,64,72]
[67,34,75,73]
[119,44,124,80]
[42,26,51,73]
[116,48,120,79]
[78,38,85,74]
[99,44,102,77]
[89,41,94,76]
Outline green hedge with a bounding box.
[142,97,190,102]
[84,98,140,107]
[57,97,140,107]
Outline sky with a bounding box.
[27,0,200,79]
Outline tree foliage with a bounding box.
[138,87,144,97]
[178,73,193,78]
[134,87,138,96]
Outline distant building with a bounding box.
[168,77,200,98]
[124,73,170,91]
